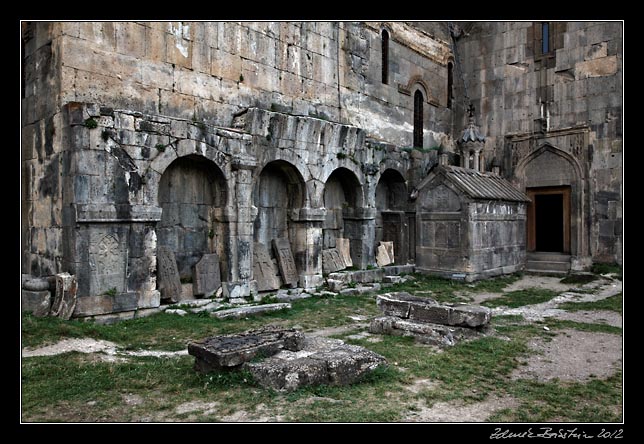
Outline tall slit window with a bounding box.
[413,90,424,148]
[381,29,389,84]
[541,22,550,54]
[447,62,454,109]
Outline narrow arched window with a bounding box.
[447,62,454,109]
[413,90,424,148]
[541,22,550,54]
[381,29,389,85]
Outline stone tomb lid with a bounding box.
[192,253,221,297]
[272,238,298,287]
[188,326,305,370]
[322,248,346,274]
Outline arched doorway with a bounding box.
[322,167,363,254]
[515,144,585,271]
[375,169,414,264]
[157,155,227,280]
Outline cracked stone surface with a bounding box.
[244,336,387,392]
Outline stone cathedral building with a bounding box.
[21,21,622,320]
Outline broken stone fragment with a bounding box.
[376,292,438,319]
[50,273,77,320]
[188,326,305,372]
[22,290,52,317]
[448,305,492,328]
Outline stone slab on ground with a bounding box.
[244,336,387,391]
[376,292,491,327]
[179,283,196,302]
[376,292,436,318]
[253,243,282,292]
[272,238,298,287]
[192,253,221,296]
[327,279,345,292]
[275,289,313,302]
[188,326,305,372]
[339,284,381,296]
[369,316,484,347]
[22,289,52,317]
[209,303,291,319]
[351,269,384,283]
[336,238,353,268]
[376,244,393,267]
[382,264,415,275]
[322,248,346,274]
[157,246,183,303]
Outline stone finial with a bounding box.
[457,102,486,171]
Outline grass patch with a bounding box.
[21,274,622,423]
[591,263,622,276]
[490,372,623,422]
[491,314,526,326]
[558,293,622,314]
[377,273,520,304]
[560,274,598,285]
[482,288,559,308]
[542,319,622,335]
[22,294,380,351]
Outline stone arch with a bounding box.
[403,75,431,104]
[146,141,232,209]
[376,169,408,212]
[375,168,414,264]
[514,144,583,186]
[157,154,228,280]
[514,144,585,258]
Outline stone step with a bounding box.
[527,252,571,262]
[525,260,571,274]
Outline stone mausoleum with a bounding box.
[21,21,622,320]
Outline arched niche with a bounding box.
[253,160,306,270]
[322,167,364,251]
[375,168,414,264]
[157,154,228,279]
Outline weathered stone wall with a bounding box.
[468,201,527,278]
[22,22,65,277]
[49,102,422,316]
[22,21,453,280]
[453,21,622,265]
[51,22,453,149]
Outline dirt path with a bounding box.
[403,395,519,422]
[22,338,188,362]
[511,328,622,383]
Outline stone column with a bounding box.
[291,207,326,290]
[223,155,257,300]
[460,150,467,168]
[472,150,480,172]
